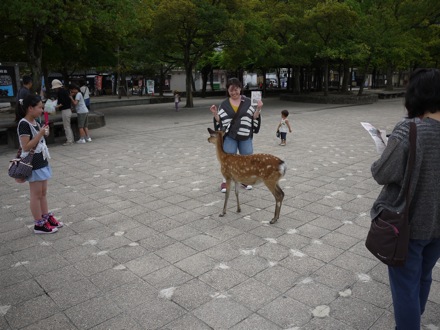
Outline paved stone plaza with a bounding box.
[0,96,439,329]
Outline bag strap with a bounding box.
[403,121,417,218]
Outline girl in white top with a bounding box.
[276,109,292,146]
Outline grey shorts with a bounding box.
[77,113,88,128]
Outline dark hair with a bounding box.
[405,68,440,118]
[226,78,242,98]
[22,75,32,85]
[226,78,242,90]
[69,83,80,91]
[15,94,42,122]
[281,110,289,117]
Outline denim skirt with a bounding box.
[28,165,52,182]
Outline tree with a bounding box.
[304,0,358,96]
[149,0,229,107]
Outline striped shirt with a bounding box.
[216,96,260,140]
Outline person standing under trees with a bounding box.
[15,94,63,234]
[209,78,263,193]
[370,68,440,330]
[16,75,33,102]
[80,81,91,110]
[69,84,91,143]
[174,90,181,112]
[51,79,74,146]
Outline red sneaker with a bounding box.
[220,182,227,193]
[34,221,58,234]
[45,213,64,228]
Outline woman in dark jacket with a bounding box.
[370,68,440,330]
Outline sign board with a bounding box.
[146,80,154,94]
[0,66,17,97]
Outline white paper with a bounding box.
[361,122,388,154]
[251,91,262,106]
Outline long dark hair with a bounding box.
[15,94,41,122]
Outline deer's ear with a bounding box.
[208,128,215,134]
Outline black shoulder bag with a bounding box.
[365,121,416,267]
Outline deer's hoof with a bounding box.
[269,218,278,224]
[237,209,241,213]
[219,213,225,217]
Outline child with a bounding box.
[15,94,63,234]
[69,84,91,143]
[276,109,292,146]
[174,90,181,112]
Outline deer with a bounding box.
[207,128,287,224]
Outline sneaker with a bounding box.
[62,142,73,146]
[45,213,63,228]
[241,184,253,190]
[34,221,58,234]
[220,182,227,193]
[85,137,92,142]
[280,143,286,146]
[76,139,86,144]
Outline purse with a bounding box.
[276,130,280,138]
[365,121,416,267]
[8,148,35,179]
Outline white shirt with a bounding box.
[80,85,90,100]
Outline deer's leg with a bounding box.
[266,182,285,224]
[220,179,231,217]
[234,181,241,213]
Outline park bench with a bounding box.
[376,90,406,99]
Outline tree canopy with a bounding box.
[1,0,439,101]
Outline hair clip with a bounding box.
[19,99,23,105]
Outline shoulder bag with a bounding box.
[8,147,35,179]
[365,121,416,267]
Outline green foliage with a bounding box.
[1,0,439,95]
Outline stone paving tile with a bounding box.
[161,312,212,330]
[1,97,439,329]
[64,295,122,329]
[192,298,252,329]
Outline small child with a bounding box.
[276,109,292,146]
[174,90,181,112]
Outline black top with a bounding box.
[18,121,48,170]
[56,88,71,110]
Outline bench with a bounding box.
[0,111,105,148]
[377,91,405,99]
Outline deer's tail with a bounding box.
[279,161,287,177]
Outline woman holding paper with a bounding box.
[209,78,263,192]
[370,68,440,330]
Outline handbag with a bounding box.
[8,148,35,179]
[365,121,416,267]
[44,99,57,114]
[276,130,280,138]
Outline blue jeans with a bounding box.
[223,136,253,155]
[388,238,440,329]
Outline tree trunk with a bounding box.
[323,60,329,96]
[357,57,371,96]
[185,64,194,107]
[341,61,350,93]
[294,66,300,94]
[26,30,44,94]
[385,66,394,91]
[209,68,214,92]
